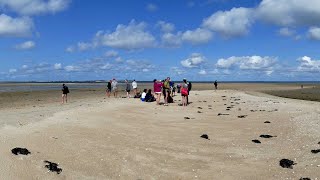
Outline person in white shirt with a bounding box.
[132,79,138,96]
[141,89,147,101]
[111,78,118,98]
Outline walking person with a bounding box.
[153,79,163,105]
[183,78,192,104]
[106,80,112,97]
[61,84,69,104]
[111,78,118,98]
[125,79,131,98]
[214,80,218,90]
[132,79,138,96]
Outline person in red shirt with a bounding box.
[153,79,163,105]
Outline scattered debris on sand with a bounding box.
[279,159,296,169]
[252,139,261,144]
[44,160,62,174]
[200,134,210,140]
[11,148,31,155]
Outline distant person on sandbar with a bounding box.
[61,84,69,104]
[125,79,131,98]
[132,79,138,96]
[181,80,189,106]
[214,80,218,90]
[111,78,118,98]
[153,79,163,105]
[106,80,112,97]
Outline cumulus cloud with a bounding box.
[257,0,320,27]
[198,69,207,75]
[65,46,74,53]
[216,55,277,75]
[157,21,175,33]
[297,56,320,72]
[92,20,156,50]
[278,27,295,37]
[15,40,35,50]
[77,42,93,51]
[0,14,33,37]
[202,7,254,37]
[307,27,320,40]
[182,28,213,44]
[54,63,62,70]
[181,53,206,68]
[161,32,182,48]
[0,0,71,15]
[146,3,158,12]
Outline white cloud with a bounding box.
[9,69,17,73]
[216,55,277,74]
[161,32,182,47]
[297,56,320,72]
[0,14,33,37]
[202,7,254,37]
[104,50,118,58]
[77,42,93,51]
[146,3,157,12]
[278,27,295,37]
[170,67,186,75]
[181,53,206,68]
[182,28,213,44]
[0,0,71,15]
[65,46,74,53]
[198,69,207,75]
[54,63,62,70]
[15,40,35,50]
[157,21,175,33]
[93,20,156,50]
[257,0,320,27]
[307,27,320,40]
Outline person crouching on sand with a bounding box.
[61,84,69,104]
[153,79,163,105]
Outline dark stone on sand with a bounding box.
[203,101,207,102]
[208,105,212,107]
[226,107,232,109]
[198,107,203,109]
[221,96,226,97]
[260,134,276,138]
[226,109,230,111]
[197,111,202,113]
[237,115,247,118]
[300,178,311,180]
[252,139,261,144]
[311,149,320,154]
[200,134,210,140]
[11,147,31,155]
[318,141,320,144]
[218,113,229,116]
[184,117,190,119]
[264,121,271,123]
[279,159,296,169]
[44,160,62,174]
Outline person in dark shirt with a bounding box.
[61,84,69,104]
[106,80,112,97]
[214,80,218,90]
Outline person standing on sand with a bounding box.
[106,80,112,97]
[125,79,131,98]
[132,79,138,96]
[61,84,69,104]
[153,79,163,105]
[163,77,171,106]
[181,80,189,106]
[111,78,118,98]
[214,80,218,90]
[183,78,192,104]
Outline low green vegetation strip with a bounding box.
[264,86,320,102]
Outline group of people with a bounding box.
[105,79,138,98]
[61,79,217,106]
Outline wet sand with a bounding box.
[0,83,319,179]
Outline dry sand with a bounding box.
[0,85,319,179]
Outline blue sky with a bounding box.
[0,0,320,81]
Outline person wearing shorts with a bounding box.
[61,84,69,104]
[181,81,189,106]
[111,78,118,98]
[106,80,112,97]
[125,79,131,98]
[153,79,163,105]
[132,79,138,96]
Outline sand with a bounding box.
[0,85,319,179]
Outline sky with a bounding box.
[0,0,320,81]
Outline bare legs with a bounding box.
[126,91,131,98]
[155,93,161,105]
[182,95,187,106]
[61,94,67,104]
[164,90,169,105]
